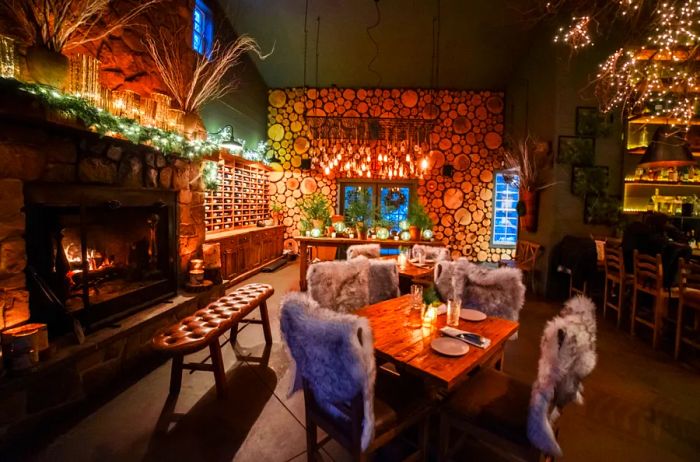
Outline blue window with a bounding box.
[491,171,519,247]
[193,0,213,56]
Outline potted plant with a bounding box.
[270,199,284,225]
[0,0,157,88]
[408,201,433,241]
[344,188,374,239]
[298,192,332,233]
[501,135,556,233]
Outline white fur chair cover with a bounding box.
[435,259,525,328]
[411,244,450,262]
[280,292,376,450]
[347,244,381,260]
[307,257,371,312]
[527,296,597,457]
[368,259,400,303]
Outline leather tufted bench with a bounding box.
[153,283,274,399]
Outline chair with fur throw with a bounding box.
[307,257,398,312]
[347,244,381,260]
[411,244,450,262]
[280,292,432,461]
[435,259,526,334]
[438,295,598,461]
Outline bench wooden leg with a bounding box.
[230,322,239,349]
[169,355,183,396]
[209,342,227,399]
[259,300,273,345]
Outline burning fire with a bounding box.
[64,244,114,271]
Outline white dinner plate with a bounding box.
[460,309,487,322]
[430,337,470,357]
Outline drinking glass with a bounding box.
[410,284,423,309]
[447,298,461,327]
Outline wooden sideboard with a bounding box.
[206,225,285,286]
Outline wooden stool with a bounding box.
[603,242,633,328]
[675,258,700,359]
[152,283,274,399]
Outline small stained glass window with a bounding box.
[193,0,213,57]
[491,171,519,247]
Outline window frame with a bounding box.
[338,179,417,221]
[490,169,520,248]
[192,0,214,57]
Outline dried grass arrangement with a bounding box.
[501,135,555,193]
[144,25,270,134]
[0,0,159,52]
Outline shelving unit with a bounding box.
[205,154,271,234]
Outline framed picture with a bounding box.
[571,166,609,197]
[557,136,595,165]
[576,106,614,137]
[584,195,621,225]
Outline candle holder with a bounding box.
[0,35,19,79]
[151,92,172,130]
[167,108,185,133]
[141,97,157,127]
[68,54,100,105]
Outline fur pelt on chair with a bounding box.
[368,259,400,303]
[307,257,370,312]
[527,295,597,457]
[412,244,450,262]
[434,259,526,325]
[280,292,376,451]
[347,244,381,260]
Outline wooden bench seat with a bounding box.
[153,283,274,398]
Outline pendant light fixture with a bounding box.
[638,125,696,168]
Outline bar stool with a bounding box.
[603,241,633,328]
[675,258,700,359]
[514,240,542,293]
[631,250,678,349]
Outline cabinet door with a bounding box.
[223,248,236,280]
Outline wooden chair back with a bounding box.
[679,258,700,305]
[633,250,663,295]
[604,241,625,281]
[515,240,542,272]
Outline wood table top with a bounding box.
[356,295,519,391]
[294,236,444,247]
[379,255,435,279]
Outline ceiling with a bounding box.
[219,0,539,90]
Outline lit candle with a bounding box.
[397,253,407,268]
[331,232,336,238]
[423,305,437,327]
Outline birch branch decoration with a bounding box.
[0,0,160,52]
[144,27,271,114]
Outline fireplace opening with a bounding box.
[24,184,178,337]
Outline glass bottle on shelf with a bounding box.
[669,167,678,183]
[651,188,660,212]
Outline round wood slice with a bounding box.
[429,150,445,169]
[293,101,305,114]
[479,170,494,183]
[357,101,369,113]
[269,163,284,173]
[291,156,302,168]
[300,177,318,195]
[269,170,285,182]
[484,132,502,150]
[423,104,439,120]
[486,95,504,114]
[426,179,438,192]
[268,124,285,142]
[455,208,471,225]
[285,196,297,208]
[473,209,485,223]
[480,188,493,201]
[454,154,470,171]
[291,120,303,133]
[283,216,294,227]
[400,90,419,108]
[475,106,488,120]
[294,136,310,154]
[269,89,287,108]
[453,117,471,134]
[444,188,464,210]
[477,250,488,262]
[438,138,452,151]
[431,198,443,209]
[466,233,478,244]
[307,107,326,117]
[286,177,300,190]
[323,102,335,113]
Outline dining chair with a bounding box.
[631,250,678,349]
[438,295,597,462]
[411,244,450,262]
[675,258,700,359]
[280,292,432,462]
[514,240,542,293]
[603,240,633,328]
[347,244,381,260]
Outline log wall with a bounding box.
[265,87,513,262]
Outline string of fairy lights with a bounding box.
[552,0,700,127]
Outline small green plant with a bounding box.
[202,161,219,191]
[270,199,284,214]
[344,188,374,230]
[298,192,332,228]
[408,201,433,231]
[422,284,440,305]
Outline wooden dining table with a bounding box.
[356,295,519,392]
[379,255,435,280]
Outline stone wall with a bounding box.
[266,87,513,262]
[0,114,206,331]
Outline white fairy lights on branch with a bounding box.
[554,16,594,50]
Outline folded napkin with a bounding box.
[440,326,491,349]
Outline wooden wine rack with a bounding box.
[205,155,271,234]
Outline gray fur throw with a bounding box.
[435,259,525,325]
[280,292,376,450]
[368,259,400,303]
[412,244,450,262]
[307,257,370,312]
[527,295,597,457]
[347,244,381,260]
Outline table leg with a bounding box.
[300,241,308,291]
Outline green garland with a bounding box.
[1,77,220,160]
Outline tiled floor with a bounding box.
[10,261,700,461]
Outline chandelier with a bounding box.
[308,116,434,179]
